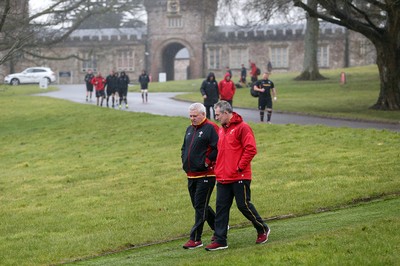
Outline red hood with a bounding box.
[224,112,243,128]
[224,72,231,80]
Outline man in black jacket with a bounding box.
[138,70,150,103]
[105,70,119,108]
[200,72,219,119]
[181,103,219,249]
[84,69,95,102]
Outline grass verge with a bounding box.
[69,197,400,265]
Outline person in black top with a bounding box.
[181,103,219,249]
[138,70,150,103]
[254,72,277,123]
[105,70,119,108]
[84,69,95,102]
[117,71,130,109]
[200,72,219,119]
[240,64,247,86]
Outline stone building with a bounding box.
[1,0,375,84]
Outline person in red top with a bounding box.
[249,59,259,83]
[218,72,236,108]
[205,100,270,251]
[91,72,106,107]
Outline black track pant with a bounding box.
[188,177,216,241]
[214,180,268,245]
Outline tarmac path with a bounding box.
[39,84,399,132]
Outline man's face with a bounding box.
[189,109,205,126]
[215,107,229,126]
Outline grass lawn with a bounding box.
[0,66,399,265]
[71,197,400,265]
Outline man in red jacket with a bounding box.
[218,72,236,108]
[205,100,270,251]
[91,72,106,107]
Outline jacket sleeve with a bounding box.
[237,124,257,171]
[205,123,219,165]
[200,81,206,96]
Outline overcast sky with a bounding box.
[29,1,241,26]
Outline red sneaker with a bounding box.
[256,228,271,244]
[205,242,228,251]
[183,239,203,249]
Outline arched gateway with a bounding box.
[144,0,217,81]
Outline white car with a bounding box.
[4,67,56,85]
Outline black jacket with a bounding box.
[200,72,219,106]
[118,72,130,90]
[181,119,219,177]
[106,74,119,90]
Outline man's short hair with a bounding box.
[214,100,233,114]
[189,102,206,114]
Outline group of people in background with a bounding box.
[201,59,277,124]
[84,69,151,108]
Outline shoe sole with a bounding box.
[183,243,203,249]
[205,245,228,251]
[256,228,271,244]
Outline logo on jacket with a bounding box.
[230,129,235,135]
[198,131,203,137]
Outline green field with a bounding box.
[0,65,399,265]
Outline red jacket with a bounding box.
[250,62,257,78]
[91,76,106,91]
[218,72,236,101]
[214,112,257,183]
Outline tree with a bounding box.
[293,0,400,110]
[0,0,144,68]
[294,0,326,80]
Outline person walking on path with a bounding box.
[138,70,150,103]
[117,71,130,109]
[205,100,270,251]
[105,70,119,108]
[91,72,106,107]
[253,72,277,123]
[200,72,219,120]
[181,103,219,249]
[218,72,236,108]
[84,69,95,102]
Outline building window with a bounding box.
[82,52,97,72]
[117,50,135,71]
[317,45,329,67]
[270,47,288,68]
[229,47,248,69]
[208,47,221,69]
[168,17,183,28]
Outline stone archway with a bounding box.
[161,42,185,81]
[151,39,197,81]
